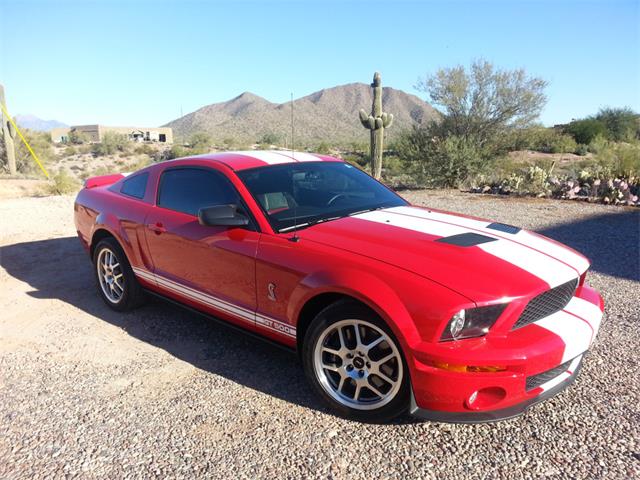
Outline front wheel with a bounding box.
[302,300,410,422]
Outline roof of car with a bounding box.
[188,150,343,171]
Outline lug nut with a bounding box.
[366,362,371,368]
[346,353,353,359]
[346,365,353,371]
[359,370,364,377]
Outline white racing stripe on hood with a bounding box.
[386,206,589,275]
[356,209,577,288]
[514,231,590,274]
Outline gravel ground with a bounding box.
[1,191,638,479]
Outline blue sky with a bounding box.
[1,0,638,127]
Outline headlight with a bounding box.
[440,304,508,341]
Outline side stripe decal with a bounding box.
[131,267,296,338]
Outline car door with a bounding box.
[144,166,260,327]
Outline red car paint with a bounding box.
[75,151,604,420]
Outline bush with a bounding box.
[564,119,607,145]
[134,143,155,155]
[8,130,56,175]
[504,127,577,153]
[594,107,639,142]
[92,132,130,156]
[44,169,80,195]
[315,141,332,154]
[395,125,490,188]
[63,145,77,157]
[258,132,280,146]
[574,144,589,156]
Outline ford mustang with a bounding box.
[74,150,604,423]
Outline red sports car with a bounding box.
[74,151,604,423]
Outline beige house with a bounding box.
[51,124,173,144]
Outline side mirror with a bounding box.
[198,204,249,227]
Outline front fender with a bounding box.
[289,268,423,351]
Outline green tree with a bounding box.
[416,59,548,150]
[594,107,639,141]
[564,119,607,145]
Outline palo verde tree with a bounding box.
[399,60,548,187]
[416,59,548,150]
[359,72,393,179]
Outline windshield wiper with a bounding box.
[279,215,342,233]
[278,206,388,234]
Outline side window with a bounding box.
[120,173,149,199]
[158,168,239,216]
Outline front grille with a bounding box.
[526,359,573,391]
[513,278,578,330]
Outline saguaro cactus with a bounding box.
[0,85,17,176]
[359,72,393,180]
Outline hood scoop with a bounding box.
[435,232,498,247]
[487,222,521,234]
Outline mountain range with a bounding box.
[15,114,67,132]
[164,83,439,145]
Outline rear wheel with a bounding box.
[302,300,409,422]
[93,237,145,311]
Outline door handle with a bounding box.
[147,222,166,234]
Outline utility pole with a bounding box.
[0,84,17,175]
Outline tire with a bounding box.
[92,237,146,311]
[302,300,410,423]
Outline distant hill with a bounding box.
[15,114,67,132]
[164,83,439,145]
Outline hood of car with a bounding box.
[298,205,589,303]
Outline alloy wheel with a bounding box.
[313,319,404,410]
[96,247,125,303]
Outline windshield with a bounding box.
[236,162,407,232]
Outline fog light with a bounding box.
[465,387,507,410]
[449,310,465,338]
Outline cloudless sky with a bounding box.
[1,0,638,127]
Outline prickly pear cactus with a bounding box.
[359,72,393,179]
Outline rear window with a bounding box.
[120,173,149,199]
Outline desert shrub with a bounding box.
[592,141,640,178]
[258,132,280,146]
[594,107,639,142]
[188,132,212,152]
[315,141,332,155]
[44,169,80,195]
[564,118,607,145]
[574,144,589,156]
[396,125,490,187]
[504,127,577,154]
[92,132,130,156]
[63,145,77,156]
[9,130,56,175]
[133,143,155,155]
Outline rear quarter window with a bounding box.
[120,173,149,199]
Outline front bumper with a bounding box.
[410,356,583,423]
[408,284,603,423]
